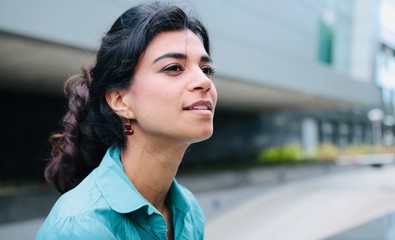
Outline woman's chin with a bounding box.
[188,128,213,143]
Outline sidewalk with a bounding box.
[0,162,364,239]
[204,165,395,240]
[0,218,43,240]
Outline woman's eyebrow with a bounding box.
[153,53,186,63]
[201,55,212,63]
[153,53,212,64]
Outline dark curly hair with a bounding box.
[45,1,210,193]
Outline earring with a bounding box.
[124,120,134,136]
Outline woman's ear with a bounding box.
[105,89,135,119]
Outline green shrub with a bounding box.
[257,143,395,165]
[341,144,374,155]
[257,144,305,164]
[315,143,339,161]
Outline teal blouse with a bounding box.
[36,147,205,240]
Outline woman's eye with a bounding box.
[202,66,215,77]
[163,64,184,75]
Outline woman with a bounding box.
[36,1,217,239]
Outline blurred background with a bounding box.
[0,0,395,239]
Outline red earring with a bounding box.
[124,120,134,136]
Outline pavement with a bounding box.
[204,165,395,240]
[0,218,43,240]
[1,163,394,240]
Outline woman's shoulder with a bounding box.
[36,213,118,240]
[36,171,122,239]
[51,170,105,216]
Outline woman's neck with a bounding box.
[120,137,187,212]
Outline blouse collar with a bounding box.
[94,146,190,215]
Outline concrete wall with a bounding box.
[0,0,136,50]
[194,0,380,105]
[0,0,381,106]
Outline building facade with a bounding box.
[0,0,391,177]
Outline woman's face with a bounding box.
[126,30,217,145]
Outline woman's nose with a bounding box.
[188,68,213,93]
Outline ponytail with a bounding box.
[45,67,106,193]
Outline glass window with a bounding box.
[318,10,335,64]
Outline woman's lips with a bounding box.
[183,100,213,111]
